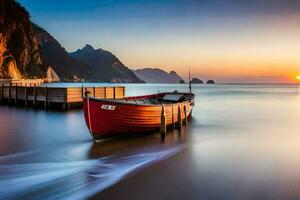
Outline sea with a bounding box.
[0,83,300,200]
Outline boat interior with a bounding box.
[92,92,194,105]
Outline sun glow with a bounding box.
[297,75,300,81]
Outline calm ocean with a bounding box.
[0,84,300,200]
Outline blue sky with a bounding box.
[18,0,300,82]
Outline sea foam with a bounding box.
[0,145,184,200]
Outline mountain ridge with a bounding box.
[132,68,184,83]
[69,44,143,83]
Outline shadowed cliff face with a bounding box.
[33,24,89,81]
[0,0,47,79]
[69,45,143,83]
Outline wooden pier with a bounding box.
[0,79,44,87]
[0,84,125,110]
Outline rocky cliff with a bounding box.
[132,68,184,83]
[0,0,47,79]
[0,0,143,83]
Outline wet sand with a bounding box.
[92,135,300,200]
[91,148,195,200]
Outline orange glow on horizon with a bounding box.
[111,14,300,83]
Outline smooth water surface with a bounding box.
[0,84,300,200]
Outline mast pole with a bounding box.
[189,69,192,93]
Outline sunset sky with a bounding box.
[19,0,300,83]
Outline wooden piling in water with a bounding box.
[63,89,67,110]
[8,83,11,104]
[44,86,48,109]
[15,85,18,104]
[24,85,28,107]
[184,106,187,124]
[172,105,175,129]
[81,85,84,99]
[0,84,3,103]
[113,87,116,99]
[160,105,166,137]
[33,84,36,106]
[176,105,182,129]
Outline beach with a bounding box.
[0,84,300,200]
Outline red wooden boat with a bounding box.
[83,91,195,140]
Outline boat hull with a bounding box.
[83,93,194,139]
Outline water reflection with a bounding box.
[1,84,300,200]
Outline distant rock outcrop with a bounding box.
[69,45,143,83]
[190,77,204,84]
[132,68,184,83]
[179,79,185,84]
[46,66,60,82]
[206,80,215,84]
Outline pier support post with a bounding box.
[63,88,68,110]
[15,85,18,105]
[160,105,166,137]
[8,83,12,104]
[93,87,96,97]
[81,85,84,99]
[113,87,116,99]
[0,84,3,103]
[44,86,48,109]
[33,84,36,107]
[24,85,28,107]
[62,102,69,110]
[176,105,182,129]
[104,87,106,98]
[62,103,70,110]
